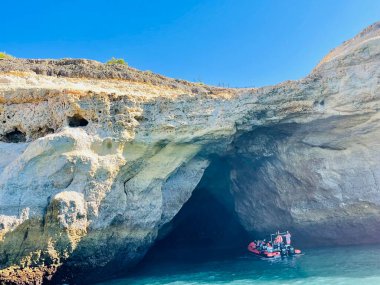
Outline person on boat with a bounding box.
[275,234,283,244]
[274,233,283,250]
[285,231,291,245]
[261,239,267,250]
[266,241,273,253]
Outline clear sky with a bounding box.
[1,0,379,87]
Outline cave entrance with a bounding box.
[141,156,251,265]
[67,114,89,127]
[2,128,27,143]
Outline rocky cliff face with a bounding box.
[0,22,379,284]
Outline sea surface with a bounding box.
[98,244,380,285]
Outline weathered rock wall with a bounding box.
[229,114,380,246]
[0,22,379,284]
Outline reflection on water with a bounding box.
[97,244,380,285]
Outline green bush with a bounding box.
[0,52,13,59]
[106,57,127,65]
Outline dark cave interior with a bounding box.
[140,156,251,266]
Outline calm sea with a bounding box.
[97,244,380,285]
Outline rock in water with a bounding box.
[0,22,379,284]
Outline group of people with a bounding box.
[252,231,292,253]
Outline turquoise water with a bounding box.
[99,245,380,285]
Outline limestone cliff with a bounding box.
[0,22,379,284]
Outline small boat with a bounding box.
[248,231,302,258]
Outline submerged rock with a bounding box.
[0,22,379,283]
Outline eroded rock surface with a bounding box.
[0,22,379,284]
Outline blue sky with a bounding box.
[1,0,379,87]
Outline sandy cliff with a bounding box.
[0,22,379,284]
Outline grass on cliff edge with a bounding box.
[106,57,127,65]
[0,52,13,59]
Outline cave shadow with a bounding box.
[136,156,251,273]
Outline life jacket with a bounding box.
[275,235,283,243]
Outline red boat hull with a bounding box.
[248,247,281,258]
[248,243,301,258]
